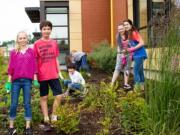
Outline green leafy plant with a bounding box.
[53,101,80,134]
[117,91,148,135]
[97,117,112,135]
[14,112,26,134]
[96,82,117,118]
[31,96,43,123]
[81,84,100,110]
[88,41,116,73]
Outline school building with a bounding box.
[25,0,176,66]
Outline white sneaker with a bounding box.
[123,84,131,89]
[83,87,88,95]
[62,91,69,98]
[51,115,57,122]
[87,73,91,77]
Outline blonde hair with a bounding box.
[15,31,28,52]
[70,50,77,55]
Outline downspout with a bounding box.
[110,0,114,47]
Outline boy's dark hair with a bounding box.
[40,20,53,30]
[67,63,76,70]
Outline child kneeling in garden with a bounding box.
[62,63,86,96]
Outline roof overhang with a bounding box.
[25,7,40,23]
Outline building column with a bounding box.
[69,0,82,51]
[110,0,114,47]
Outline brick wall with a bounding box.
[113,0,128,46]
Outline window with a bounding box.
[46,14,68,26]
[46,7,69,64]
[51,27,68,39]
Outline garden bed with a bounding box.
[0,68,134,135]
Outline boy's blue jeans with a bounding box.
[63,80,82,91]
[9,78,32,121]
[76,55,90,72]
[133,57,145,85]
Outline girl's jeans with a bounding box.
[63,80,82,91]
[9,78,32,121]
[133,57,145,85]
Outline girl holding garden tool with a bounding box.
[111,23,132,89]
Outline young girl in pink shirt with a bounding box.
[5,31,39,135]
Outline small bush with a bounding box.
[97,117,112,135]
[88,41,116,73]
[82,82,117,117]
[14,112,26,134]
[81,84,99,110]
[118,91,148,135]
[53,101,80,134]
[96,82,117,117]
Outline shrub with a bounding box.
[53,101,80,134]
[81,84,99,110]
[88,41,116,73]
[97,117,112,135]
[14,112,26,134]
[31,96,43,123]
[82,82,117,117]
[96,82,117,118]
[118,91,148,135]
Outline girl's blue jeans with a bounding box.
[133,57,145,84]
[9,78,32,121]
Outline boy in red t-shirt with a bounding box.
[33,21,63,125]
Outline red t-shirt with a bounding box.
[33,39,59,81]
[131,31,141,42]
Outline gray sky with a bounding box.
[0,0,39,43]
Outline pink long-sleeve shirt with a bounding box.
[8,48,37,81]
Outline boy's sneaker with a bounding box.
[82,87,88,95]
[87,73,91,77]
[25,128,33,135]
[123,84,131,89]
[62,90,69,98]
[51,115,57,122]
[8,128,16,135]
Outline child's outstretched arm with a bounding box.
[80,74,85,86]
[6,51,14,93]
[56,57,64,80]
[5,75,12,93]
[56,58,60,72]
[59,72,64,80]
[33,74,40,88]
[127,31,144,53]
